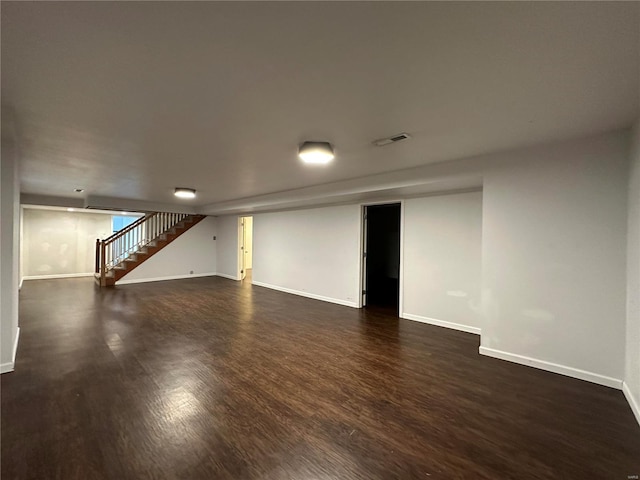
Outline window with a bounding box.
[112,215,139,233]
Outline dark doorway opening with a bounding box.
[363,203,401,311]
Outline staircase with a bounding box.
[95,212,206,287]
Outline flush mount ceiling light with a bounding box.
[174,187,196,199]
[298,141,335,165]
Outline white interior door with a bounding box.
[240,218,246,280]
[244,217,253,270]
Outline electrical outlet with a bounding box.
[213,236,216,240]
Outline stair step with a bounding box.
[159,232,181,240]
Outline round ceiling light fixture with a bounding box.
[174,187,196,199]
[298,141,335,165]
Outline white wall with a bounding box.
[625,120,640,424]
[480,131,629,388]
[1,138,20,373]
[215,215,241,280]
[252,205,361,307]
[22,208,112,278]
[403,191,483,334]
[118,216,217,284]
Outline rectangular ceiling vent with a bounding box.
[373,133,411,147]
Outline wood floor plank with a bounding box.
[2,277,639,479]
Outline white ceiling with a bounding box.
[2,2,639,214]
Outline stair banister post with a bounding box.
[95,239,100,273]
[100,240,106,287]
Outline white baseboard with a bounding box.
[479,346,622,389]
[623,382,640,426]
[116,272,217,285]
[1,327,20,374]
[251,280,358,308]
[216,273,240,281]
[401,313,481,335]
[0,362,14,374]
[23,273,94,281]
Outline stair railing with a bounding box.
[96,212,191,285]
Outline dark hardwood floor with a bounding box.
[2,277,639,479]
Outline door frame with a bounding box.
[358,199,405,315]
[237,217,246,280]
